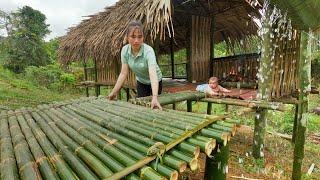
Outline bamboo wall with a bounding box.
[269,29,300,98]
[85,60,136,89]
[212,53,260,82]
[190,15,212,82]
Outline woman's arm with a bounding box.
[108,64,129,100]
[149,66,162,110]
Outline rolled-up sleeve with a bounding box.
[121,46,128,64]
[146,49,157,67]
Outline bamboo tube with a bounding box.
[224,119,240,125]
[0,116,19,180]
[193,136,217,150]
[140,166,167,180]
[65,104,157,147]
[177,142,200,159]
[22,112,76,180]
[169,150,198,171]
[99,99,204,125]
[39,112,114,178]
[75,102,210,159]
[201,98,286,111]
[216,121,236,129]
[59,106,149,157]
[39,108,137,167]
[186,138,213,156]
[210,124,235,136]
[15,112,59,180]
[162,155,187,173]
[30,111,99,180]
[150,162,178,180]
[8,114,42,180]
[199,129,228,146]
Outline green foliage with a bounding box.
[2,6,51,73]
[24,63,77,91]
[311,51,320,86]
[45,38,59,62]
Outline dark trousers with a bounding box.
[137,80,162,98]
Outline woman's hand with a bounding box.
[107,92,117,100]
[151,96,162,110]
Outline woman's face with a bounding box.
[127,28,144,51]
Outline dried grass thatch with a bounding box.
[58,0,261,65]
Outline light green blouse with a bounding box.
[121,43,162,85]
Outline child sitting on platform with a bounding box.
[196,77,231,96]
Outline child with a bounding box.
[196,77,231,96]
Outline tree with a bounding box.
[2,6,51,73]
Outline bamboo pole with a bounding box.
[40,111,114,178]
[23,112,77,180]
[201,98,286,111]
[8,114,42,180]
[0,115,19,180]
[292,30,312,180]
[253,4,272,159]
[30,111,99,180]
[150,162,178,180]
[15,112,59,180]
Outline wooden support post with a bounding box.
[172,103,176,110]
[187,100,192,112]
[292,30,312,180]
[83,59,89,97]
[205,144,229,180]
[207,102,212,115]
[94,59,100,97]
[209,15,215,77]
[292,104,299,143]
[186,15,192,82]
[126,88,130,102]
[170,36,175,79]
[253,6,272,159]
[253,108,267,158]
[225,104,229,112]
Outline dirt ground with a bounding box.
[226,125,320,180]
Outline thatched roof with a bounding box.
[59,0,261,64]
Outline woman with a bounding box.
[108,20,163,110]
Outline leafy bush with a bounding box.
[311,51,320,86]
[24,63,77,91]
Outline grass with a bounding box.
[0,66,83,109]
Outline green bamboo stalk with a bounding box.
[98,99,202,125]
[39,111,113,178]
[177,142,200,158]
[216,121,235,129]
[23,112,76,180]
[68,104,172,144]
[210,124,235,136]
[66,104,162,146]
[56,105,190,177]
[193,136,217,150]
[39,107,137,167]
[140,166,167,180]
[15,112,59,180]
[30,111,99,180]
[169,149,198,171]
[186,138,213,156]
[150,162,178,180]
[0,116,19,180]
[58,107,148,157]
[8,114,42,180]
[162,155,187,173]
[199,129,228,146]
[89,101,195,132]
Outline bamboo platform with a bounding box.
[0,97,238,180]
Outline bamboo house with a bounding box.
[57,0,320,179]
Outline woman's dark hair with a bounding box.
[126,20,144,36]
